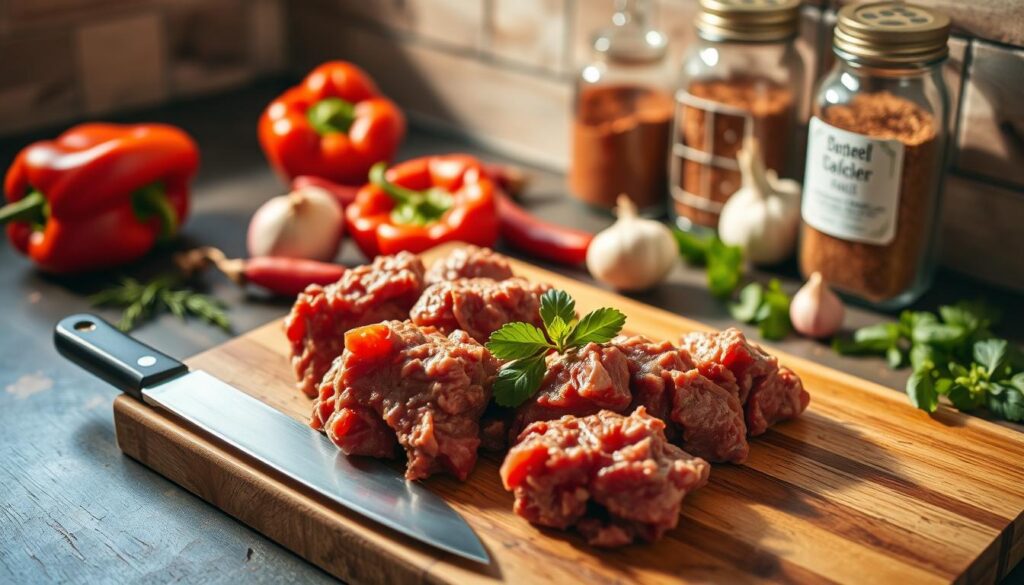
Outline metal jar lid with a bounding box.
[833,2,950,67]
[696,0,801,43]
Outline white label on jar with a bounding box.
[802,117,905,245]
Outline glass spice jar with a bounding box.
[800,2,950,309]
[569,0,674,216]
[670,0,805,233]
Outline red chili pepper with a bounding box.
[259,61,405,185]
[291,175,359,207]
[1,123,199,273]
[495,193,593,265]
[345,154,500,258]
[176,247,345,297]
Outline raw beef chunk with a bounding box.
[425,245,514,284]
[667,369,748,463]
[311,320,498,481]
[680,328,809,435]
[745,366,807,436]
[513,343,631,437]
[611,335,694,421]
[409,277,550,344]
[284,252,425,397]
[613,336,748,463]
[500,408,710,547]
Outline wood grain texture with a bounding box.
[114,243,1024,584]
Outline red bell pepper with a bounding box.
[345,154,500,258]
[1,123,199,274]
[259,61,405,186]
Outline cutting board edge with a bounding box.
[111,395,488,585]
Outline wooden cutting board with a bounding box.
[112,244,1024,584]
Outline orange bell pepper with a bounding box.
[1,123,199,273]
[259,61,405,186]
[345,154,500,258]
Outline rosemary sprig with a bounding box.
[90,275,230,332]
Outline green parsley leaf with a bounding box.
[758,280,791,341]
[989,386,1024,422]
[729,283,763,322]
[912,322,966,348]
[906,367,938,413]
[706,237,743,298]
[492,354,548,407]
[567,307,626,346]
[486,322,552,361]
[886,345,906,369]
[1008,372,1024,393]
[973,338,1008,377]
[672,229,710,265]
[539,289,576,347]
[946,383,978,411]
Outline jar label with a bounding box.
[802,117,905,245]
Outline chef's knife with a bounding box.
[54,313,489,564]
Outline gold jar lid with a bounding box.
[696,0,801,43]
[834,2,950,67]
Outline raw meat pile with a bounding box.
[285,245,810,546]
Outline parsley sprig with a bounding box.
[486,290,626,407]
[834,301,1023,421]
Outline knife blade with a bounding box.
[54,313,489,564]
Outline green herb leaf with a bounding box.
[886,346,906,369]
[912,322,966,347]
[988,386,1024,422]
[758,280,792,341]
[946,383,977,411]
[1008,372,1024,393]
[90,275,230,332]
[706,237,743,299]
[486,322,552,360]
[539,289,576,346]
[909,343,940,371]
[906,367,938,413]
[729,283,763,322]
[973,338,1008,377]
[492,354,548,407]
[567,307,626,346]
[672,229,710,265]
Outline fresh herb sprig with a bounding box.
[834,301,1023,421]
[91,275,231,332]
[730,280,792,340]
[486,289,625,407]
[672,230,743,299]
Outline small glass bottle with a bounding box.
[670,0,805,232]
[800,2,950,309]
[569,0,674,216]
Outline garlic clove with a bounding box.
[247,186,345,261]
[790,271,845,339]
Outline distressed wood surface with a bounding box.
[114,243,1024,584]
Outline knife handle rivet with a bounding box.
[137,356,157,367]
[74,320,96,332]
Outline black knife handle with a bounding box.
[54,313,188,400]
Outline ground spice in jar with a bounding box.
[570,85,674,212]
[672,77,795,228]
[800,91,938,302]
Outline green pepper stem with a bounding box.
[307,97,356,136]
[369,162,417,204]
[132,183,178,240]
[0,190,46,225]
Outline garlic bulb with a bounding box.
[790,271,845,338]
[718,137,801,265]
[247,186,344,261]
[586,195,678,291]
